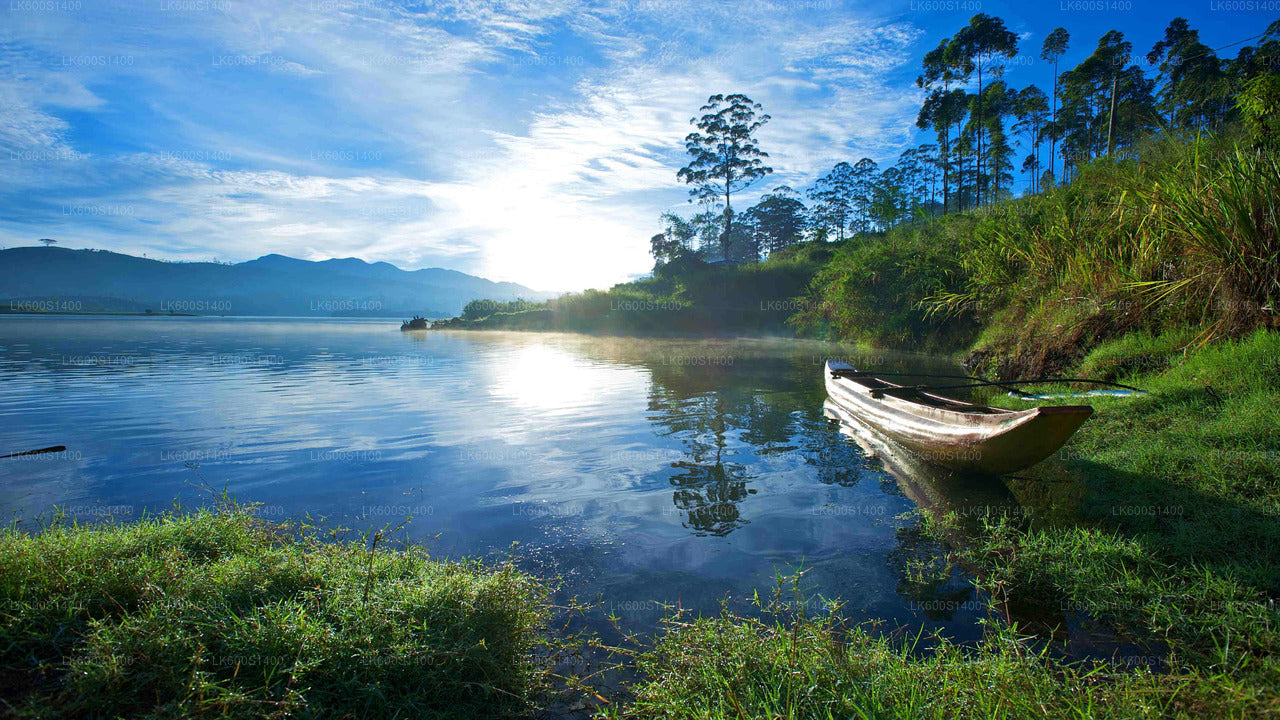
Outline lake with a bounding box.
[1,315,1019,642]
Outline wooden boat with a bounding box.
[824,360,1092,475]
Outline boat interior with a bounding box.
[829,367,1014,415]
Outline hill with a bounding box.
[0,247,554,318]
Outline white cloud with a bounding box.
[0,0,928,291]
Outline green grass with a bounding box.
[962,331,1280,708]
[612,330,1280,718]
[608,582,1252,719]
[0,509,556,718]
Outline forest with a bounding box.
[648,15,1280,266]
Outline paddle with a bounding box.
[0,445,68,459]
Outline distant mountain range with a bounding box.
[0,247,555,318]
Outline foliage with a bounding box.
[791,216,978,350]
[439,241,838,337]
[1237,73,1280,149]
[677,94,773,262]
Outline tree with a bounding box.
[806,162,855,242]
[650,212,697,270]
[38,238,56,247]
[1040,27,1070,185]
[677,94,773,262]
[849,158,880,233]
[978,81,1016,201]
[871,166,908,229]
[914,143,942,214]
[690,207,725,259]
[1228,19,1280,82]
[743,187,807,257]
[917,39,970,213]
[1012,86,1049,194]
[949,14,1018,206]
[1148,18,1231,132]
[1059,31,1156,168]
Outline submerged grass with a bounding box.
[0,509,556,718]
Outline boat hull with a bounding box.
[824,361,1091,475]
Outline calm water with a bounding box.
[1,316,1011,640]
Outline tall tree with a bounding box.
[915,143,941,214]
[1040,28,1070,185]
[1012,85,1049,194]
[1147,18,1231,131]
[38,238,56,247]
[849,158,881,233]
[917,39,970,214]
[1059,31,1156,167]
[871,166,907,229]
[677,94,773,262]
[806,162,856,242]
[949,14,1018,207]
[1228,19,1280,81]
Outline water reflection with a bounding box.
[0,318,993,642]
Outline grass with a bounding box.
[607,578,1251,719]
[953,330,1280,710]
[611,330,1280,718]
[0,508,557,718]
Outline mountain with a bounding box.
[0,247,556,318]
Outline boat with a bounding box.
[824,360,1092,475]
[400,316,428,331]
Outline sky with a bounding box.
[1,0,1275,291]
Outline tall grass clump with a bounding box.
[1129,143,1280,334]
[0,509,557,718]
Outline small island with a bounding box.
[400,316,429,331]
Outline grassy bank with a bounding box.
[615,330,1280,718]
[0,510,555,718]
[798,134,1279,372]
[612,609,1239,719]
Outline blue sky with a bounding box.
[1,0,1275,291]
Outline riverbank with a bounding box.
[3,330,1277,717]
[0,510,557,718]
[614,328,1280,718]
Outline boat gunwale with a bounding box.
[825,361,1092,427]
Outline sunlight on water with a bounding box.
[0,316,995,640]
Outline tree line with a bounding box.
[652,15,1280,268]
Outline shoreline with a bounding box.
[3,329,1277,717]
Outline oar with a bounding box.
[0,445,67,459]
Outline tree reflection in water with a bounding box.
[643,355,892,536]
